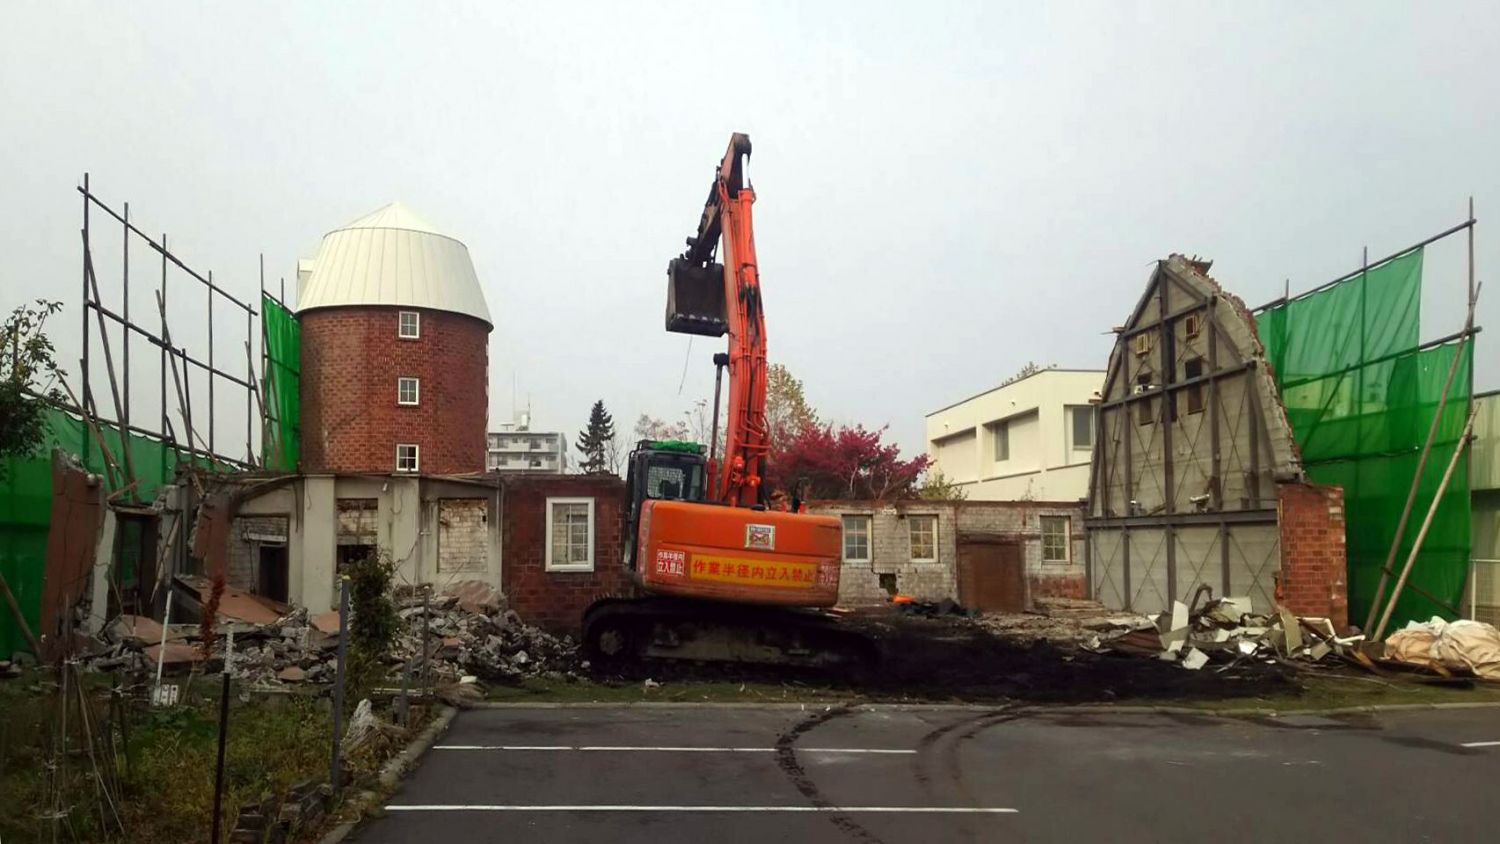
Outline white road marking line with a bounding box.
[386,805,1018,814]
[1461,741,1500,748]
[434,745,917,754]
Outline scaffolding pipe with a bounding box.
[1372,408,1479,641]
[1362,283,1481,632]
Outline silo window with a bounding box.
[398,311,421,339]
[398,377,420,405]
[396,444,420,473]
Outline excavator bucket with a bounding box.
[666,258,728,337]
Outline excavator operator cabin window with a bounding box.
[645,461,704,501]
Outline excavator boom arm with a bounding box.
[672,132,769,508]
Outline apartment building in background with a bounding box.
[925,368,1104,501]
[487,413,568,473]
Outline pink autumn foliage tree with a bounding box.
[768,423,930,501]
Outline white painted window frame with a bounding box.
[395,443,420,473]
[398,310,421,339]
[545,497,595,572]
[842,515,872,563]
[1040,515,1071,563]
[397,376,420,406]
[908,514,938,562]
[1068,405,1095,452]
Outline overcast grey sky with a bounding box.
[2,1,1497,463]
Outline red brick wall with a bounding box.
[1276,482,1349,631]
[1030,573,1088,599]
[501,475,635,635]
[300,306,489,474]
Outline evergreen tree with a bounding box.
[575,399,616,474]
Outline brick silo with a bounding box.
[296,202,491,474]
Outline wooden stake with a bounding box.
[0,569,43,657]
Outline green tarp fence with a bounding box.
[0,409,216,657]
[1257,247,1472,630]
[262,293,301,472]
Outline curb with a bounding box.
[379,705,458,789]
[317,705,458,844]
[468,699,1500,717]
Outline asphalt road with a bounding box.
[351,703,1500,843]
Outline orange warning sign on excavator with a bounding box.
[688,555,818,588]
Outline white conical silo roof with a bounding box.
[296,202,492,326]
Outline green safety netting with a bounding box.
[1258,247,1472,631]
[0,408,220,656]
[261,293,301,472]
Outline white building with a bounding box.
[925,368,1104,501]
[487,414,568,473]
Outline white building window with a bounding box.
[842,515,871,562]
[397,377,420,405]
[546,498,595,571]
[398,310,420,339]
[1041,515,1070,563]
[908,514,937,562]
[990,420,1010,461]
[1068,405,1094,451]
[395,444,419,473]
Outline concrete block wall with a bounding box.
[955,501,1088,599]
[808,502,959,605]
[501,475,633,635]
[1276,482,1348,631]
[226,516,288,592]
[437,499,489,574]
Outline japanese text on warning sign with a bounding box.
[688,555,822,588]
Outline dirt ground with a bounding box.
[857,612,1296,702]
[590,606,1299,704]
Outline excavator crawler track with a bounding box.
[583,596,878,675]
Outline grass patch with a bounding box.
[1160,672,1500,712]
[0,671,333,842]
[486,675,858,705]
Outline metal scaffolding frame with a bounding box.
[1086,256,1284,612]
[77,175,264,500]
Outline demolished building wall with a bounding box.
[810,501,959,604]
[1087,255,1320,617]
[808,499,1087,607]
[190,473,505,614]
[1277,482,1349,630]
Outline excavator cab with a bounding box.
[621,439,709,572]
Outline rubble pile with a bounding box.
[386,590,584,684]
[1097,595,1363,671]
[972,597,1158,647]
[77,580,585,688]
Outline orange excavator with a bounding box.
[582,134,870,668]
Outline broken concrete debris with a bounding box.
[74,582,582,689]
[1084,595,1364,671]
[972,597,1157,647]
